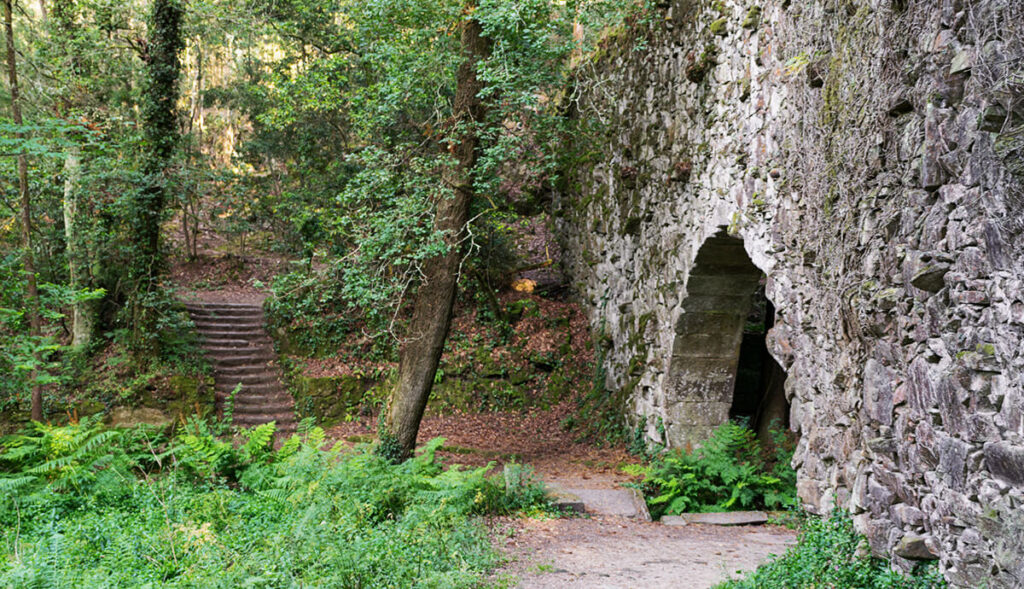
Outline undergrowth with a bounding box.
[0,418,548,587]
[624,420,797,516]
[716,511,947,588]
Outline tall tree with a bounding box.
[381,7,490,459]
[4,0,44,421]
[49,0,97,349]
[129,0,183,347]
[62,144,96,348]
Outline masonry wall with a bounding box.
[554,0,1024,585]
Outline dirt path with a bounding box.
[331,411,797,588]
[491,515,795,589]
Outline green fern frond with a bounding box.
[0,475,37,493]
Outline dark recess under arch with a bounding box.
[663,228,788,447]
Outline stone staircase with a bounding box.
[184,301,297,434]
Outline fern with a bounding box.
[239,422,276,463]
[176,417,234,480]
[630,421,797,517]
[219,383,242,433]
[0,417,129,496]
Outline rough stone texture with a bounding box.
[555,0,1024,586]
[673,511,770,526]
[109,407,174,428]
[292,375,374,426]
[546,484,652,520]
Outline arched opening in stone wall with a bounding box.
[664,229,789,448]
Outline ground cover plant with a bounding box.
[624,420,797,517]
[0,417,548,588]
[716,510,947,589]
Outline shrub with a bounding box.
[0,419,548,588]
[0,415,130,497]
[625,420,796,517]
[716,510,947,588]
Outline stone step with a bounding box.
[545,484,651,521]
[233,413,296,427]
[187,308,264,319]
[203,344,273,355]
[199,338,265,349]
[197,328,269,339]
[214,366,279,380]
[661,511,769,526]
[224,395,292,408]
[216,373,279,386]
[210,354,275,367]
[215,383,285,397]
[191,319,266,330]
[229,389,291,401]
[184,302,263,311]
[233,402,294,416]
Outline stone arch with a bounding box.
[663,228,786,448]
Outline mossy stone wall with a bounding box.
[556,0,1024,586]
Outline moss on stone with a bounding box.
[709,17,728,36]
[742,6,761,29]
[293,375,373,426]
[622,216,642,236]
[976,343,996,356]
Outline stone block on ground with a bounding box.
[661,515,688,526]
[546,483,651,520]
[666,511,769,526]
[109,407,173,428]
[548,488,585,514]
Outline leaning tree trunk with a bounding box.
[130,0,183,348]
[5,0,44,421]
[381,12,489,460]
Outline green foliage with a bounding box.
[0,415,129,496]
[716,511,948,589]
[0,418,549,587]
[245,0,658,355]
[626,421,797,517]
[375,428,408,464]
[0,257,106,412]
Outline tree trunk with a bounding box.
[381,10,489,460]
[5,0,44,421]
[63,145,95,348]
[130,0,183,348]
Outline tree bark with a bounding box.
[5,0,44,421]
[130,0,182,348]
[63,145,95,348]
[382,10,489,460]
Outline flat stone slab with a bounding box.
[548,488,586,514]
[661,511,769,526]
[547,484,651,521]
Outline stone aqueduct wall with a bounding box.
[554,0,1024,585]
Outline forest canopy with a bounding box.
[1,0,651,445]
